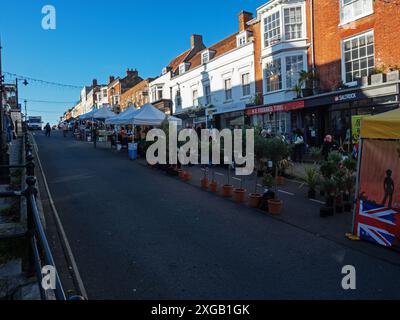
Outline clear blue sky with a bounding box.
[0,0,266,125]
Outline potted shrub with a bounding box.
[249,127,268,208]
[320,178,336,217]
[276,158,292,185]
[309,147,322,165]
[184,171,192,182]
[200,166,209,189]
[298,70,316,97]
[304,165,320,199]
[265,137,289,215]
[234,177,246,203]
[222,162,234,197]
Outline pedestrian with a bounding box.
[45,123,51,137]
[321,134,338,160]
[93,125,98,149]
[293,129,304,162]
[62,122,69,138]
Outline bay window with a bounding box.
[284,7,303,40]
[286,55,303,89]
[343,31,374,83]
[264,11,281,47]
[265,59,282,92]
[340,0,373,24]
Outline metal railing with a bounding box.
[0,133,69,300]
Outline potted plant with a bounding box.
[276,158,292,185]
[249,127,267,208]
[234,177,246,203]
[304,165,320,199]
[309,147,322,165]
[320,178,336,217]
[292,83,302,99]
[333,170,346,214]
[200,166,209,189]
[298,70,316,97]
[222,161,234,197]
[265,137,289,215]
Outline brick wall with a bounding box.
[314,0,400,91]
[120,79,152,110]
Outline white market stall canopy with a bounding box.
[105,103,182,126]
[92,107,115,120]
[79,109,97,120]
[105,106,140,125]
[131,103,182,126]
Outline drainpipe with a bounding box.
[310,0,316,82]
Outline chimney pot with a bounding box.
[109,76,115,84]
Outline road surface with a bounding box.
[34,131,400,299]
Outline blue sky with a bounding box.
[0,0,266,125]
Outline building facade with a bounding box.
[119,78,154,111]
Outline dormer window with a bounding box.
[202,51,210,64]
[179,63,190,75]
[237,31,252,47]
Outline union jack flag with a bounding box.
[354,200,400,248]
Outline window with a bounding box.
[284,7,303,40]
[224,79,232,101]
[102,89,108,98]
[192,89,199,107]
[157,86,163,100]
[204,84,211,105]
[202,51,210,64]
[241,73,251,96]
[151,87,157,101]
[179,63,186,75]
[112,96,119,105]
[286,55,304,89]
[264,11,281,47]
[343,32,374,83]
[175,90,182,108]
[340,0,373,24]
[265,59,282,92]
[238,35,247,47]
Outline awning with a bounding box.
[360,108,400,140]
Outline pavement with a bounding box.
[33,130,400,300]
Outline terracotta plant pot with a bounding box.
[210,181,218,193]
[184,172,192,181]
[178,169,185,179]
[200,178,209,189]
[222,184,234,197]
[249,193,262,208]
[276,176,285,186]
[233,188,246,203]
[268,199,283,215]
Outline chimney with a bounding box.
[92,79,98,88]
[238,11,253,32]
[190,34,203,49]
[126,68,139,78]
[109,76,115,84]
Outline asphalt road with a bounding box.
[34,131,400,300]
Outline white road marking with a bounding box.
[216,172,224,177]
[278,190,295,196]
[310,199,326,205]
[232,177,242,182]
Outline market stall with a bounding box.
[353,108,400,250]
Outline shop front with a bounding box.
[302,81,400,148]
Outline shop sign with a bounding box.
[334,93,357,102]
[351,115,369,144]
[245,100,305,116]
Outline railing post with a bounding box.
[26,154,35,177]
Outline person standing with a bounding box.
[45,123,51,137]
[293,129,304,162]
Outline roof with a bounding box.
[361,108,400,140]
[167,49,191,72]
[184,33,238,72]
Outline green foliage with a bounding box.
[264,136,290,163]
[262,173,274,189]
[343,158,357,173]
[304,165,320,190]
[320,160,337,178]
[327,151,342,163]
[309,147,322,163]
[322,178,336,196]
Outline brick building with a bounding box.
[246,0,400,147]
[107,69,143,112]
[119,78,155,111]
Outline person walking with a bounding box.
[62,122,68,138]
[45,123,51,137]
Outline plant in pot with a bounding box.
[304,165,320,199]
[234,177,246,203]
[292,83,302,99]
[309,146,322,165]
[265,136,289,215]
[333,169,346,214]
[298,70,316,97]
[249,127,268,208]
[320,178,336,217]
[222,161,234,197]
[276,158,292,185]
